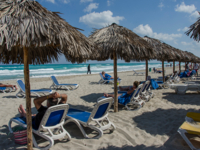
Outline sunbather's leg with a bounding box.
[110,77,119,79]
[18,105,36,118]
[0,84,17,90]
[104,93,121,98]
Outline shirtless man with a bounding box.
[18,92,67,129]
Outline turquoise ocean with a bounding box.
[0,62,174,81]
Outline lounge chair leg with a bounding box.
[63,86,70,91]
[32,132,54,150]
[50,85,54,90]
[64,119,89,139]
[178,129,198,150]
[111,123,116,131]
[88,125,103,139]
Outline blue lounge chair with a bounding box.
[8,104,71,150]
[97,84,145,111]
[16,80,53,98]
[0,87,13,93]
[50,76,79,91]
[180,70,196,81]
[98,73,121,84]
[65,98,116,139]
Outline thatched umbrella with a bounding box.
[143,36,176,82]
[0,0,94,149]
[89,23,154,112]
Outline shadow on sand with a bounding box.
[133,108,199,136]
[162,93,200,105]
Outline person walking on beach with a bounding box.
[87,64,91,74]
[193,62,199,76]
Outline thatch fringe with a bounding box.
[0,0,94,64]
[89,23,155,61]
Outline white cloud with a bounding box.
[175,2,196,13]
[46,0,70,4]
[46,0,55,3]
[175,2,199,19]
[177,27,189,32]
[107,0,110,6]
[181,41,200,52]
[79,10,124,28]
[158,2,164,10]
[181,41,192,46]
[62,0,70,4]
[80,0,93,3]
[84,3,99,12]
[133,24,182,41]
[182,27,189,32]
[190,11,199,18]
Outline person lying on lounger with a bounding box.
[153,68,162,73]
[186,70,192,77]
[0,83,17,90]
[104,81,139,98]
[18,92,67,129]
[102,71,120,80]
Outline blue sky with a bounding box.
[37,0,200,64]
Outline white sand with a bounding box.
[0,66,200,150]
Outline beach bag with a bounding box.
[11,126,27,145]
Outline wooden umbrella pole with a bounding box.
[146,59,148,80]
[173,61,175,73]
[162,60,165,82]
[23,47,33,150]
[185,62,186,70]
[179,62,181,72]
[113,51,118,112]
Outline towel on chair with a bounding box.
[150,79,159,89]
[118,92,134,105]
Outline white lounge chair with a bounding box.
[65,98,116,139]
[8,104,71,150]
[16,80,53,98]
[98,73,121,84]
[97,84,145,111]
[140,80,153,101]
[50,76,79,91]
[169,84,200,94]
[0,87,15,93]
[133,70,144,76]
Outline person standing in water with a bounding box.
[87,64,91,74]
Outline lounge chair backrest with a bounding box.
[142,80,151,92]
[17,80,25,92]
[130,84,143,100]
[51,76,59,85]
[99,73,104,80]
[38,104,69,131]
[145,81,151,91]
[88,98,113,123]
